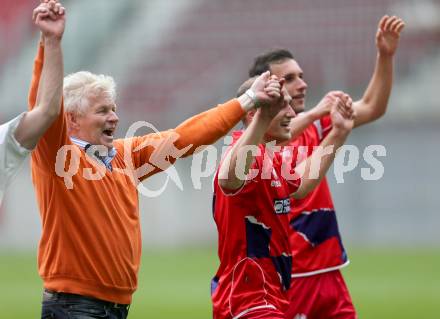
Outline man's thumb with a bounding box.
[260,70,270,81]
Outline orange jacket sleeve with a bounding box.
[28,43,70,172]
[28,43,44,109]
[125,99,244,181]
[173,99,244,154]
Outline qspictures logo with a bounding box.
[54,121,387,197]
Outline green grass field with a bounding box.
[0,247,439,318]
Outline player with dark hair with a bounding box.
[249,50,294,80]
[248,15,405,319]
[211,77,355,318]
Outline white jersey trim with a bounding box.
[291,260,350,278]
[229,257,273,318]
[313,118,332,142]
[232,304,277,319]
[217,177,248,197]
[313,119,323,140]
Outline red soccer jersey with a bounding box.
[211,131,301,319]
[286,115,348,277]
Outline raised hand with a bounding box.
[32,0,66,40]
[250,72,283,107]
[310,90,349,119]
[330,92,355,134]
[258,83,292,122]
[252,74,290,124]
[376,15,405,57]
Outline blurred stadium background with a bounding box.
[0,0,439,318]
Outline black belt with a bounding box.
[43,289,130,310]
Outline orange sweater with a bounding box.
[29,44,244,304]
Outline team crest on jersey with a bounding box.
[274,198,290,214]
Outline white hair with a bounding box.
[63,71,117,115]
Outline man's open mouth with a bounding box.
[103,129,114,137]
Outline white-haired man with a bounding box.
[29,2,284,318]
[0,1,64,203]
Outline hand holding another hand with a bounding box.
[330,91,355,135]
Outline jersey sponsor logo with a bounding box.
[271,180,282,188]
[294,314,307,319]
[274,198,290,214]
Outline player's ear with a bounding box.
[243,110,256,127]
[66,112,80,130]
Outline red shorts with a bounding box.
[240,307,286,319]
[286,270,357,319]
[213,305,285,319]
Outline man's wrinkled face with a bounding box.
[73,94,119,149]
[270,59,308,113]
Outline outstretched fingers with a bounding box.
[378,15,389,31]
[383,15,398,31]
[394,20,405,34]
[381,15,405,35]
[389,18,401,32]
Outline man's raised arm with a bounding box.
[352,15,405,128]
[171,72,279,156]
[15,1,65,150]
[218,73,283,191]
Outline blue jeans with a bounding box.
[41,290,130,319]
